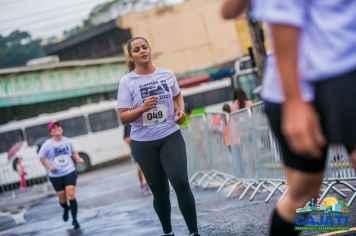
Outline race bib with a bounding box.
[54,154,70,167]
[143,104,168,126]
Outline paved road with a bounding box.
[1,160,355,236]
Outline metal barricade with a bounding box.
[250,102,287,202]
[202,113,235,189]
[227,108,261,199]
[321,146,356,206]
[181,127,196,180]
[183,114,235,189]
[186,115,213,187]
[183,101,356,206]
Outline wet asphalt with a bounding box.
[1,160,356,236]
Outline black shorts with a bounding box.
[265,102,328,173]
[264,68,356,172]
[313,68,356,153]
[49,171,77,192]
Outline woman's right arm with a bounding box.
[118,96,158,124]
[119,107,144,124]
[40,158,56,173]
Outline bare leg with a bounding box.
[56,190,67,204]
[56,190,69,222]
[136,164,147,185]
[277,167,323,221]
[270,167,324,235]
[65,185,79,228]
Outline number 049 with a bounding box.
[147,111,163,120]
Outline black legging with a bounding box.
[131,130,198,234]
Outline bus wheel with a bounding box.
[75,153,91,173]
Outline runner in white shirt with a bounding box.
[222,1,356,235]
[39,121,84,230]
[117,37,199,236]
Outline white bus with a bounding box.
[0,100,130,185]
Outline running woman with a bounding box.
[222,1,356,235]
[117,37,200,236]
[39,121,84,230]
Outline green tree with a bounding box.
[0,30,45,69]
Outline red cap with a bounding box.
[48,121,61,131]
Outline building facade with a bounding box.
[118,0,245,73]
[0,58,126,124]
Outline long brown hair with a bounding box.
[233,88,248,109]
[126,37,150,72]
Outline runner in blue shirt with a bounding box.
[123,123,149,195]
[39,121,84,230]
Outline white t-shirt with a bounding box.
[255,0,356,82]
[251,0,315,103]
[39,137,76,177]
[117,68,180,141]
[261,54,314,103]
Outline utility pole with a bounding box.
[247,16,266,83]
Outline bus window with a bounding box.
[25,124,48,146]
[184,87,232,109]
[60,116,88,138]
[237,72,259,101]
[88,110,119,133]
[0,129,24,153]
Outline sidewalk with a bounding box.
[0,183,53,213]
[0,183,54,232]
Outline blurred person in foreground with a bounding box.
[39,121,84,230]
[222,0,356,235]
[117,37,199,236]
[123,123,150,195]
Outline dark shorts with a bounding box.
[265,103,328,173]
[264,68,356,172]
[49,171,77,192]
[313,69,356,153]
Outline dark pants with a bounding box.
[131,130,198,234]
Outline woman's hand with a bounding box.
[175,110,185,124]
[141,96,158,112]
[72,152,85,165]
[282,100,326,158]
[47,165,57,173]
[76,157,85,165]
[124,137,131,145]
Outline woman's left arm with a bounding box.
[72,151,84,164]
[173,93,185,124]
